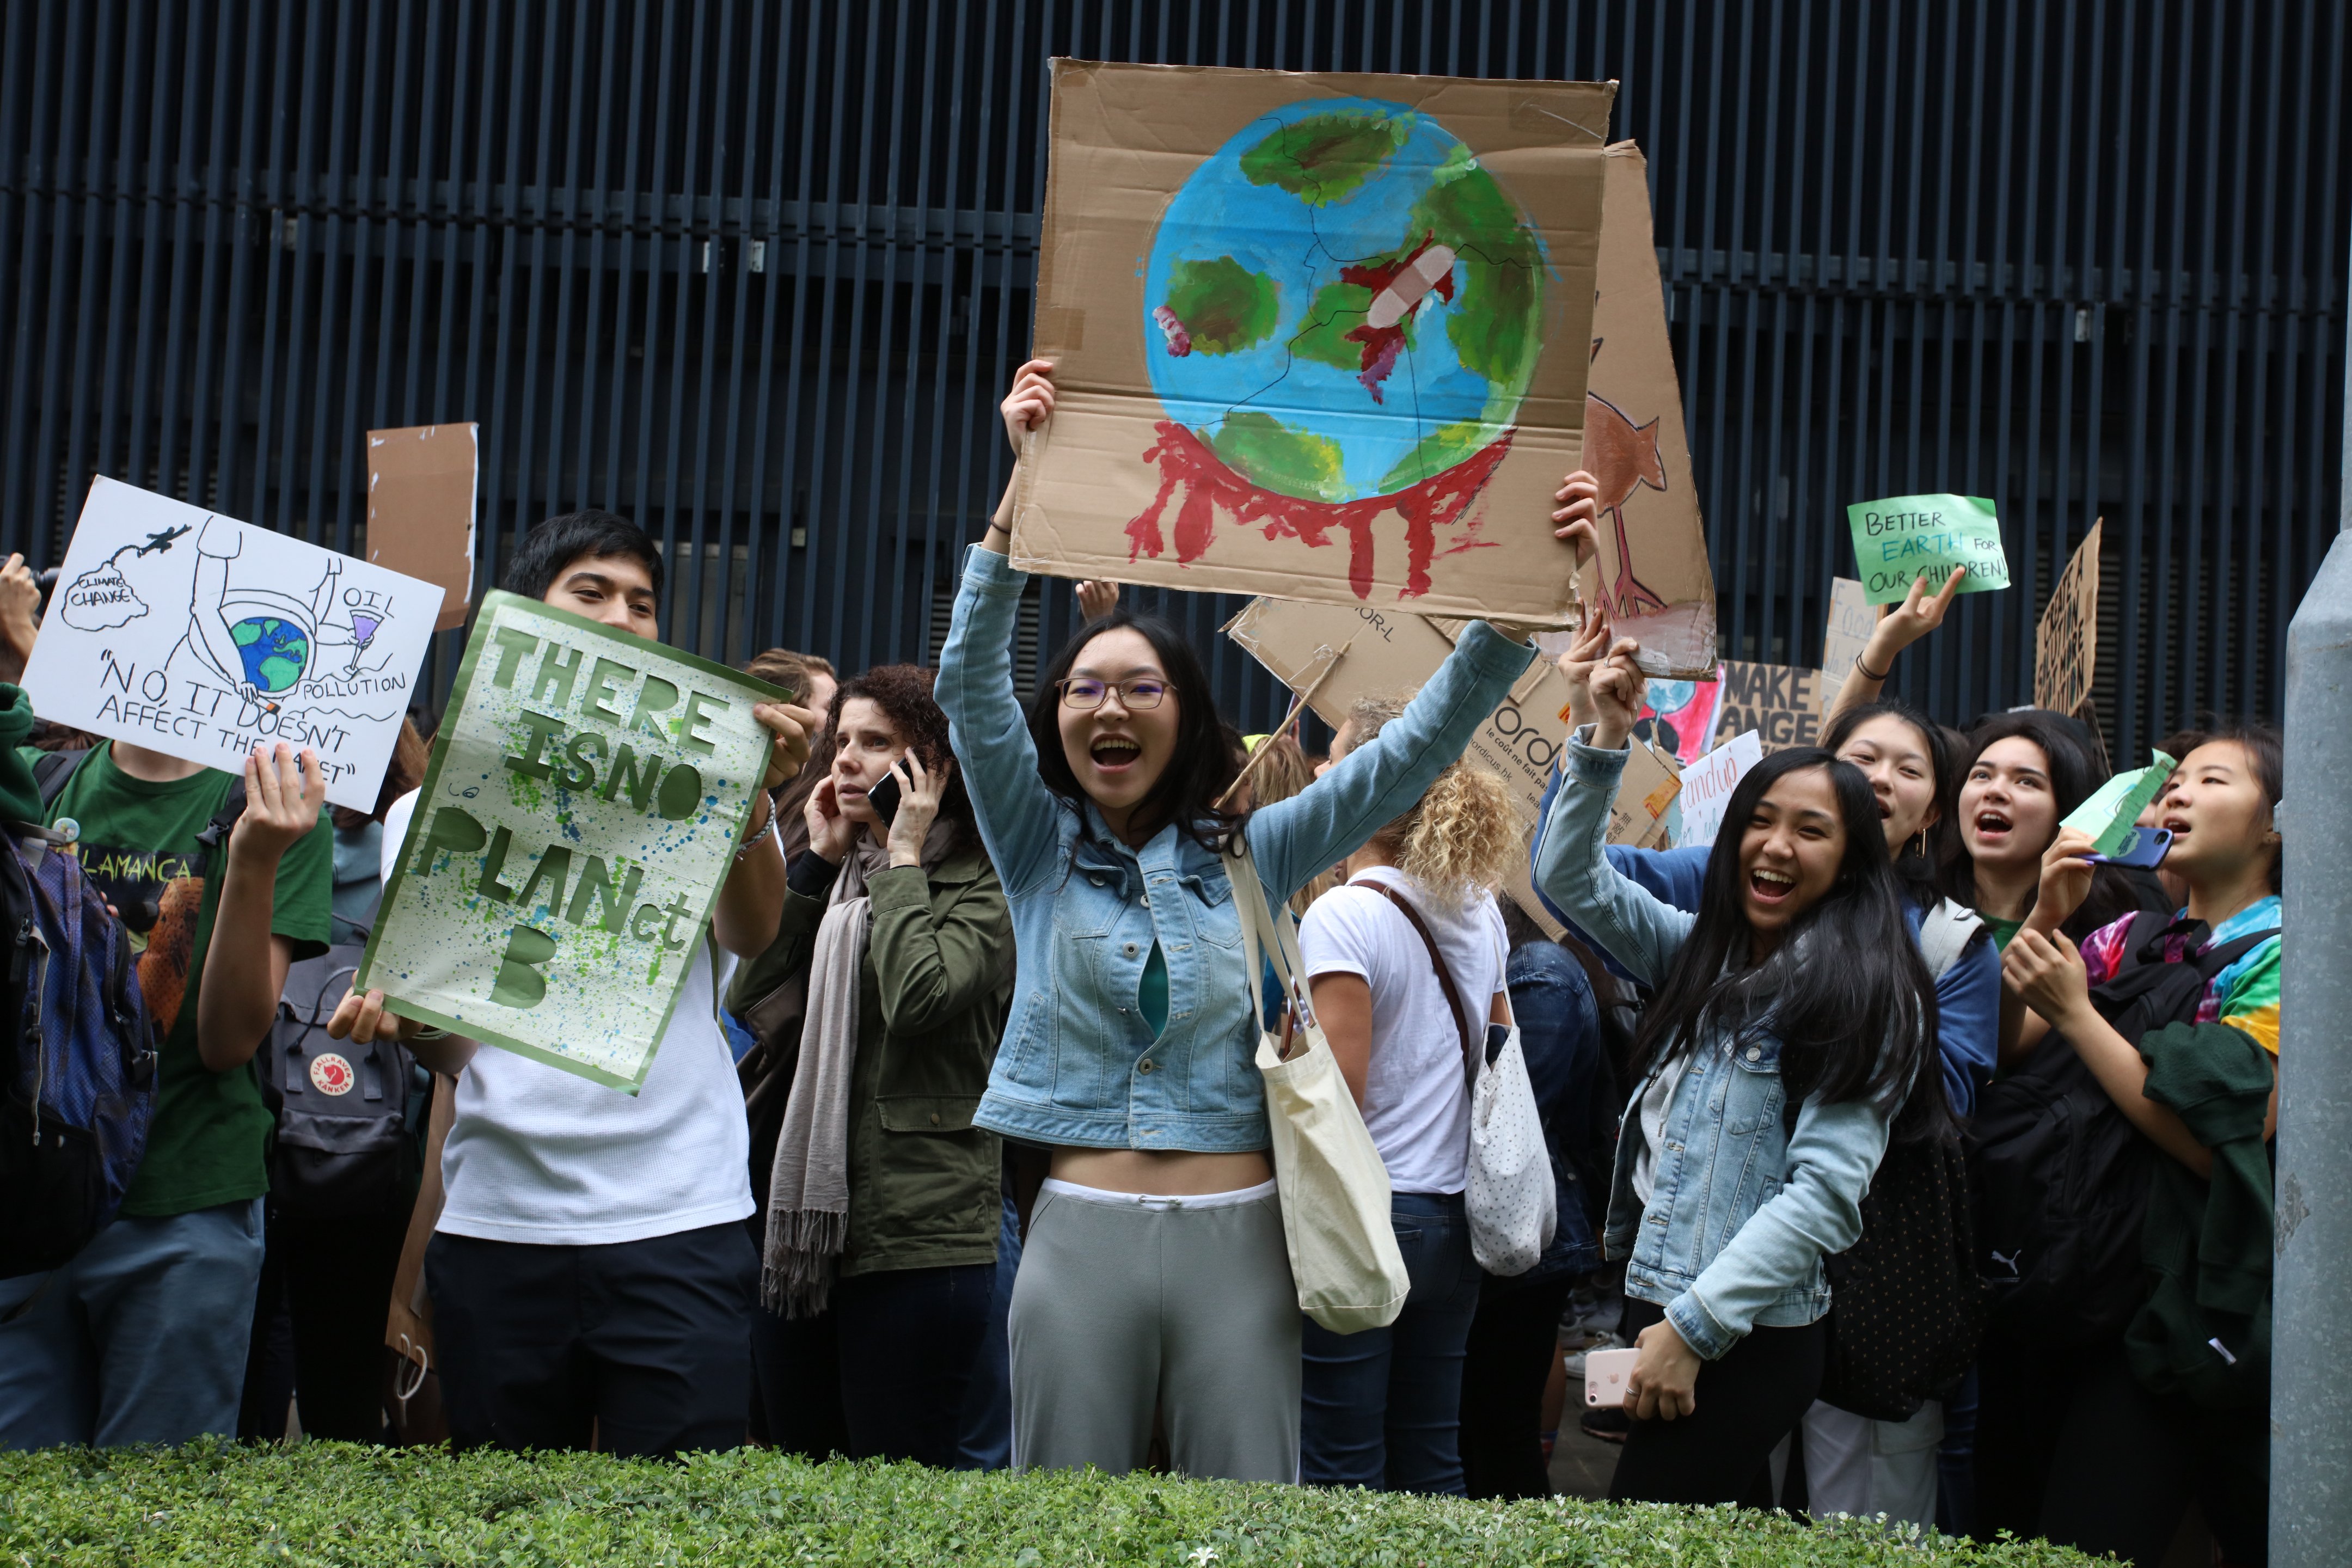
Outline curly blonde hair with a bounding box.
[1344,695,1523,911]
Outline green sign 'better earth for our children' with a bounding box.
[1845,494,2013,606]
[358,590,785,1092]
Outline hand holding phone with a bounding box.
[1584,1346,1639,1409]
[2084,825,2172,868]
[865,770,903,829]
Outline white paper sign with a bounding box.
[23,477,444,811]
[1674,730,1765,848]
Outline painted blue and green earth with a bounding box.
[1140,97,1547,507]
[231,615,311,694]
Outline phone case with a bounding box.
[2086,825,2172,868]
[1584,1346,1640,1408]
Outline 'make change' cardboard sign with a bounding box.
[361,591,783,1092]
[23,478,442,811]
[1016,62,1613,626]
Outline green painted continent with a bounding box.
[1377,419,1508,493]
[1240,111,1410,207]
[1408,154,1544,406]
[1163,257,1279,356]
[1208,411,1350,503]
[1289,257,1420,375]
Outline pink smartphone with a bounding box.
[1584,1346,1640,1408]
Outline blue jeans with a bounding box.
[1300,1191,1484,1494]
[955,1188,1022,1469]
[0,1198,267,1449]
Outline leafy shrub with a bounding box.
[0,1440,2102,1566]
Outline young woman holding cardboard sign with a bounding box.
[936,360,1597,1481]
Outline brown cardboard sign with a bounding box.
[1223,596,1679,933]
[1814,577,1875,715]
[1015,62,1614,624]
[1713,660,1826,754]
[366,424,478,632]
[2035,518,2102,720]
[1583,144,1717,677]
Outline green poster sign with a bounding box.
[358,590,783,1092]
[1845,494,2012,605]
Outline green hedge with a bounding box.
[0,1441,2102,1566]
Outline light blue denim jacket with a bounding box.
[1532,732,1892,1359]
[936,546,1534,1152]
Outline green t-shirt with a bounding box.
[23,745,334,1217]
[1982,914,2025,951]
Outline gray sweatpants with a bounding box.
[1009,1181,1301,1481]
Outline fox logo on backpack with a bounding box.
[0,796,160,1279]
[256,935,418,1216]
[1969,911,2279,1343]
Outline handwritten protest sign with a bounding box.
[1015,63,1611,624]
[367,425,479,632]
[2035,518,2102,719]
[360,590,782,1092]
[1222,597,1679,934]
[1814,577,1876,714]
[1846,494,2011,605]
[1674,731,1764,848]
[1713,661,1825,754]
[22,478,442,812]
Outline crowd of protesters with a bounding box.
[0,358,2284,1568]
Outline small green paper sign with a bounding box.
[2061,749,2178,857]
[358,590,785,1093]
[1846,494,2012,605]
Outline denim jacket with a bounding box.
[1532,732,1892,1359]
[936,546,1534,1153]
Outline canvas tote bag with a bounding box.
[1354,881,1555,1276]
[1226,838,1409,1333]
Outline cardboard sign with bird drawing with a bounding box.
[1579,143,1717,678]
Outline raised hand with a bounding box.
[754,701,822,792]
[2002,927,2092,1031]
[1557,602,1614,733]
[1552,469,1602,567]
[1588,639,1649,752]
[2026,824,2099,934]
[1076,580,1120,622]
[1001,358,1057,454]
[885,751,952,867]
[228,743,326,868]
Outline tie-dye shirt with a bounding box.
[2077,896,2283,1056]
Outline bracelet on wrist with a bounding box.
[1854,650,1891,682]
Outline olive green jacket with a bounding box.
[734,837,1014,1277]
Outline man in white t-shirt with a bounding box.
[332,511,818,1457]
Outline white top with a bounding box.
[1297,867,1508,1196]
[382,791,755,1246]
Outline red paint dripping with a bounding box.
[1126,421,1514,600]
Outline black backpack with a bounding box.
[1970,912,2277,1345]
[256,937,420,1217]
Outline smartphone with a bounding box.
[1584,1346,1640,1408]
[864,770,903,828]
[2086,825,2172,868]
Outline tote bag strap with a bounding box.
[1353,879,1477,1086]
[1226,835,1313,1041]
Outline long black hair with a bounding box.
[1823,697,1958,908]
[1025,607,1241,853]
[1940,709,2098,917]
[1628,748,1939,1127]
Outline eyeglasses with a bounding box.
[1056,676,1170,711]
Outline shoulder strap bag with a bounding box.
[1226,841,1408,1334]
[1356,879,1555,1277]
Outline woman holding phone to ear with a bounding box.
[1532,634,1939,1507]
[730,663,1017,1468]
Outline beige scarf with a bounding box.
[761,819,955,1316]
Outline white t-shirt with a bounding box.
[1297,867,1508,1196]
[381,790,755,1246]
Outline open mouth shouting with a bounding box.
[1088,734,1142,775]
[1748,866,1797,907]
[1972,808,2014,849]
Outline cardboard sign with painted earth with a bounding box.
[1141,99,1543,532]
